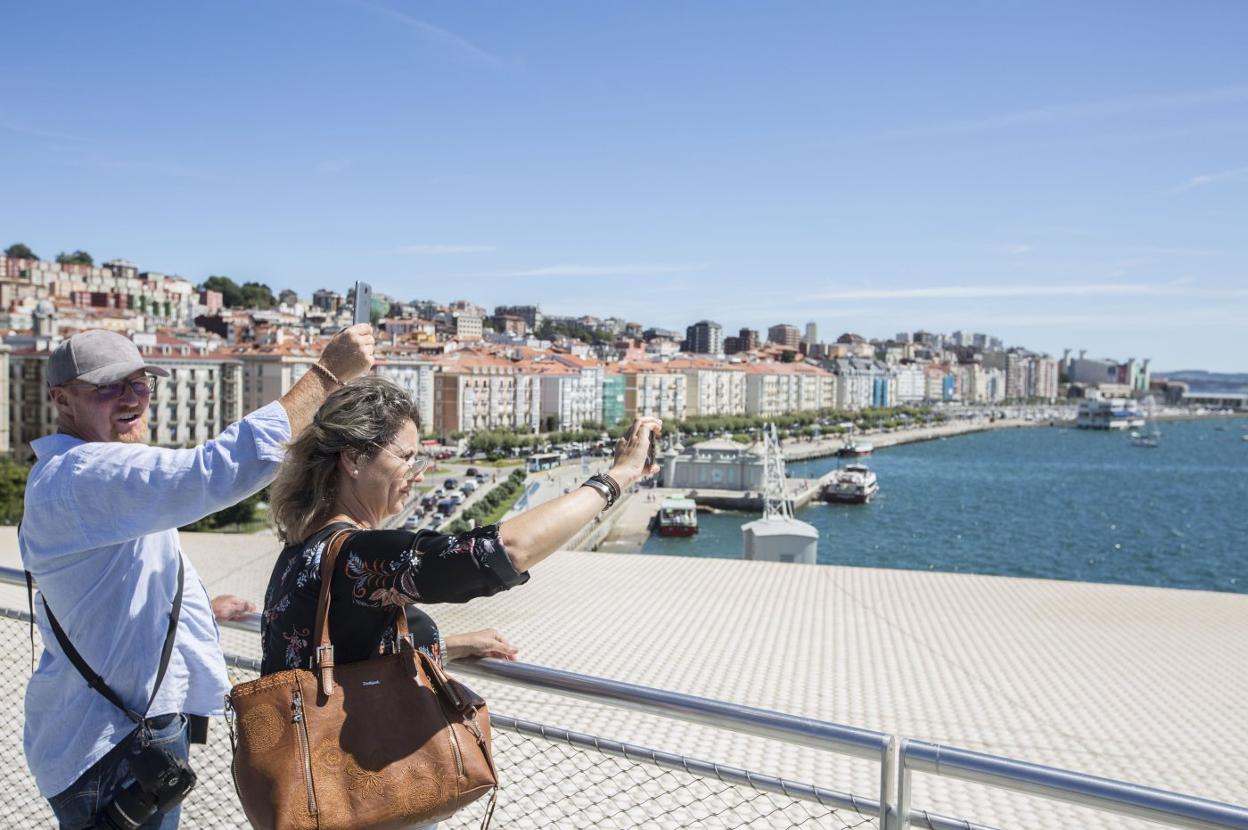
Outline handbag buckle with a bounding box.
[314,644,335,667]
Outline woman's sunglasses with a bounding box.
[371,443,431,478]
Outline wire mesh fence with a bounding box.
[1,611,879,829]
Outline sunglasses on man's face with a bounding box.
[68,376,158,401]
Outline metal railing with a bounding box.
[6,564,1248,829]
[898,739,1248,830]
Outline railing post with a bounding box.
[896,739,912,830]
[880,734,897,830]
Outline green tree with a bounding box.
[278,288,300,306]
[200,275,244,307]
[240,282,276,309]
[56,250,93,266]
[180,489,267,531]
[0,459,30,525]
[5,242,37,260]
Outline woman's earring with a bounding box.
[353,469,359,477]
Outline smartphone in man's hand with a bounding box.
[353,281,373,326]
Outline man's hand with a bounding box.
[211,594,257,623]
[319,323,375,383]
[445,628,518,661]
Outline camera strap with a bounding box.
[32,557,185,730]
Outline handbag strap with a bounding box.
[37,557,185,727]
[311,527,353,695]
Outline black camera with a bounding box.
[95,735,197,829]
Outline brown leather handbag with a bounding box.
[226,529,498,830]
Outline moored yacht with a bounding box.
[822,464,880,504]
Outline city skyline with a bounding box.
[3,2,1247,371]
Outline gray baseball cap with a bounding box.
[47,330,170,387]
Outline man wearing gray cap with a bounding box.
[20,324,374,829]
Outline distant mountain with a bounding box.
[1155,370,1248,394]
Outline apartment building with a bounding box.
[684,320,723,355]
[432,350,526,434]
[766,324,801,350]
[669,358,746,418]
[525,354,604,430]
[611,364,687,420]
[892,363,927,404]
[743,363,835,417]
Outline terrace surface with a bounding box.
[1,526,1245,828]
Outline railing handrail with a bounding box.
[453,656,892,760]
[900,739,1248,830]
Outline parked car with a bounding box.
[420,494,438,510]
[403,515,421,531]
[436,498,456,515]
[443,478,459,491]
[464,467,479,478]
[448,491,465,505]
[461,480,478,494]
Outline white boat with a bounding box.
[835,425,874,457]
[1076,398,1145,430]
[822,464,879,504]
[656,497,698,537]
[1129,398,1161,448]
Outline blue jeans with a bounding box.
[48,713,190,830]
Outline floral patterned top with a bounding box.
[259,522,527,676]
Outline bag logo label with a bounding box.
[362,680,381,687]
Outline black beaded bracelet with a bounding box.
[595,473,621,502]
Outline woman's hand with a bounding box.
[609,416,663,489]
[445,628,518,661]
[211,594,257,623]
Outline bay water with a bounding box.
[641,417,1248,594]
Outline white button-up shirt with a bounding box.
[19,401,290,797]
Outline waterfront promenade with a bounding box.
[1,524,1245,828]
[782,415,1037,460]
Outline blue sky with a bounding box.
[2,1,1246,371]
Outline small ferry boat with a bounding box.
[657,497,698,537]
[822,464,879,504]
[835,426,874,457]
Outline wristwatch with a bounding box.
[581,473,621,509]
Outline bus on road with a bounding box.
[526,452,561,473]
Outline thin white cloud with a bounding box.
[316,158,354,174]
[874,84,1248,141]
[805,282,1247,302]
[485,263,708,278]
[399,244,495,254]
[1,119,97,143]
[1171,165,1248,193]
[69,157,215,180]
[347,0,505,69]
